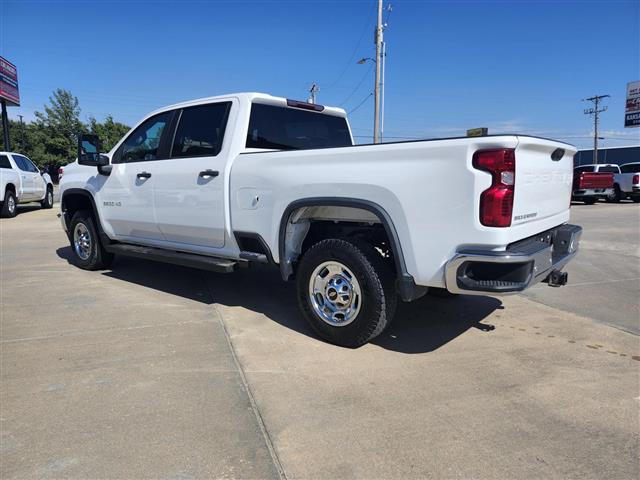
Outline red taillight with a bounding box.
[633,174,639,185]
[473,149,515,227]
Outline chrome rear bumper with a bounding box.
[445,224,582,295]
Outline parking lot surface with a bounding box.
[1,203,639,479]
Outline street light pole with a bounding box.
[373,0,383,144]
[18,114,25,150]
[1,99,10,151]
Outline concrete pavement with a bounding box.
[524,201,640,335]
[1,204,639,479]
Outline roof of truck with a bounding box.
[151,92,347,118]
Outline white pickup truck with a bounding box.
[1,151,54,218]
[612,163,640,202]
[59,92,582,347]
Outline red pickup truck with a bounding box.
[572,165,615,205]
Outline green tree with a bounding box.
[1,88,130,172]
[33,88,83,168]
[88,115,130,152]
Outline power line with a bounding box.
[339,63,373,106]
[348,93,373,115]
[324,1,376,90]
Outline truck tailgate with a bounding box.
[511,137,576,227]
[576,172,614,189]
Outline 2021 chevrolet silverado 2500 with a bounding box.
[572,164,615,204]
[1,152,54,218]
[59,93,582,347]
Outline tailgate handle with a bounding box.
[551,148,565,161]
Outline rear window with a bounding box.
[0,155,11,169]
[246,103,352,151]
[597,166,620,173]
[575,166,594,173]
[620,163,640,174]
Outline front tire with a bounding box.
[69,210,113,270]
[296,238,397,348]
[1,190,17,218]
[41,186,54,209]
[583,197,597,205]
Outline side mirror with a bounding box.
[78,134,108,167]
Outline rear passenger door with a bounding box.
[153,101,232,249]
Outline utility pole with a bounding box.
[373,0,383,144]
[583,94,609,164]
[18,114,24,150]
[1,99,10,151]
[308,83,319,104]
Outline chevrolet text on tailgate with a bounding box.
[58,93,582,347]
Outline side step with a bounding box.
[105,243,239,273]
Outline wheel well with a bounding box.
[61,192,94,225]
[5,183,15,194]
[280,204,397,281]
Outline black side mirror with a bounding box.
[78,134,108,167]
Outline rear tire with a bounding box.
[583,197,597,205]
[41,186,54,209]
[607,185,621,203]
[69,210,113,270]
[296,238,397,348]
[1,190,17,218]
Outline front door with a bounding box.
[98,111,173,242]
[11,154,36,200]
[153,101,232,249]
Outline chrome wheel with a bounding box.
[308,261,362,327]
[73,222,92,260]
[47,190,53,205]
[7,195,15,214]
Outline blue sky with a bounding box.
[1,0,638,148]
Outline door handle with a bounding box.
[137,172,152,179]
[199,169,219,178]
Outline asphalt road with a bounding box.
[1,203,638,479]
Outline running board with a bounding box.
[105,243,239,273]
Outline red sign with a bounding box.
[0,56,20,106]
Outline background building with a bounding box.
[573,145,639,166]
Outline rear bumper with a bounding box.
[445,224,582,295]
[572,188,613,198]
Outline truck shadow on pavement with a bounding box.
[56,247,502,354]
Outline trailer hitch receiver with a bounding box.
[547,270,568,287]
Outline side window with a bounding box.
[0,155,12,169]
[119,112,171,162]
[13,155,36,172]
[171,102,231,158]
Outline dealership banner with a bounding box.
[625,81,640,128]
[0,56,20,106]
